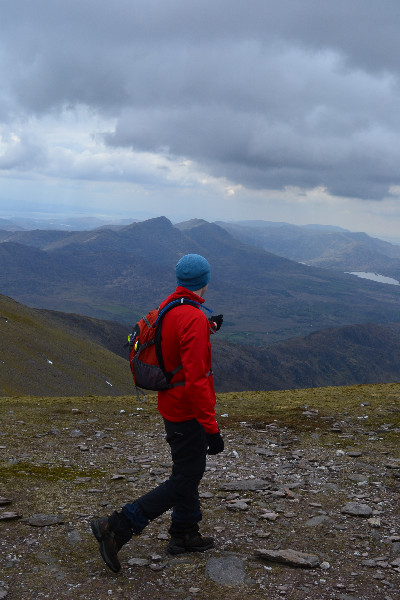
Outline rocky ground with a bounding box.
[1,384,400,600]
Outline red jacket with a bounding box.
[157,286,219,434]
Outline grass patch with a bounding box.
[0,461,105,482]
[215,383,400,432]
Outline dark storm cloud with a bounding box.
[2,0,400,199]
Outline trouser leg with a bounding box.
[124,418,207,528]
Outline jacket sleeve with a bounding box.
[179,311,219,434]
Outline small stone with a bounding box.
[373,571,385,580]
[149,562,166,571]
[256,548,320,568]
[282,487,299,500]
[341,502,373,517]
[127,557,150,567]
[348,474,369,483]
[67,530,82,545]
[150,554,163,562]
[0,512,21,521]
[271,490,286,498]
[0,498,12,506]
[368,517,381,528]
[28,514,64,527]
[362,559,376,567]
[226,501,249,511]
[189,588,201,594]
[390,557,400,568]
[206,556,246,586]
[261,512,280,521]
[255,448,276,457]
[219,479,271,492]
[255,530,271,538]
[320,561,330,570]
[0,588,8,599]
[69,429,84,437]
[111,474,125,480]
[385,461,400,469]
[304,515,332,527]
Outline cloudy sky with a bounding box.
[1,0,400,238]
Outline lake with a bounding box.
[347,272,400,286]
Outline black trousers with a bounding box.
[124,418,207,529]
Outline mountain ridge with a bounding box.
[1,217,400,346]
[216,220,400,278]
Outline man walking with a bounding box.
[91,253,224,572]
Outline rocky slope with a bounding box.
[1,384,400,599]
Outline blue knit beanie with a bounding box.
[175,254,211,291]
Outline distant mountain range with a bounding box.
[2,215,400,395]
[216,220,400,280]
[1,217,400,343]
[0,215,135,231]
[1,293,400,396]
[1,217,400,347]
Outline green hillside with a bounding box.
[0,294,133,397]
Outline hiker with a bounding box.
[91,253,224,572]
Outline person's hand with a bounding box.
[210,314,223,331]
[206,432,224,455]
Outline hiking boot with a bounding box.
[91,512,132,573]
[167,531,214,555]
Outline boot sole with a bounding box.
[90,519,121,573]
[167,540,214,555]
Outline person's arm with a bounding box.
[179,312,219,434]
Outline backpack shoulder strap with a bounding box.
[155,298,200,324]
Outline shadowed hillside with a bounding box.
[34,304,400,392]
[2,294,399,397]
